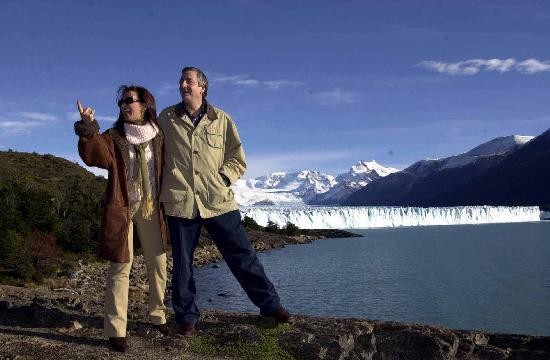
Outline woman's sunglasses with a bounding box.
[118,97,145,107]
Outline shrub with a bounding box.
[265,220,280,233]
[0,230,63,282]
[0,230,25,265]
[25,230,63,276]
[243,216,262,230]
[283,221,300,236]
[0,151,106,284]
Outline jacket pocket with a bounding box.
[207,170,233,206]
[101,205,129,240]
[99,205,130,261]
[159,188,188,203]
[205,130,223,149]
[160,159,190,203]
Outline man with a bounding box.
[158,66,292,336]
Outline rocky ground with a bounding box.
[1,230,549,359]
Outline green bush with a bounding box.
[0,151,105,283]
[265,220,280,233]
[243,216,262,230]
[0,230,25,265]
[283,221,299,236]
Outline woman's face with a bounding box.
[119,90,146,123]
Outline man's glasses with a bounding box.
[118,97,145,107]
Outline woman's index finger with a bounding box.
[76,100,84,114]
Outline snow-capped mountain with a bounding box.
[406,135,533,177]
[309,161,400,205]
[233,161,398,206]
[344,134,536,206]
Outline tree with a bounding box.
[242,216,262,230]
[265,220,280,233]
[283,221,300,236]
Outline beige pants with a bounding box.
[104,208,167,337]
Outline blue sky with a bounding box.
[1,0,549,178]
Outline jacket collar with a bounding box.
[174,100,218,121]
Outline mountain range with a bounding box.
[235,130,550,208]
[344,132,550,208]
[233,160,399,206]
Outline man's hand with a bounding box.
[77,100,95,123]
[219,172,231,187]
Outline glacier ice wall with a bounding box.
[240,206,541,229]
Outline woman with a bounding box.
[74,85,168,352]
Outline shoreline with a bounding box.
[192,228,361,266]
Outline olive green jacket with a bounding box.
[158,102,246,218]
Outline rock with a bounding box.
[474,332,490,345]
[375,327,453,359]
[217,324,265,344]
[71,320,83,330]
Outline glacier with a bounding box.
[240,206,542,229]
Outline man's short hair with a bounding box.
[182,66,208,98]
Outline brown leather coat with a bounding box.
[75,120,168,263]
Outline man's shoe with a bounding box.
[176,322,197,337]
[108,337,128,352]
[152,323,169,335]
[261,306,294,323]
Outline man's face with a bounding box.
[179,70,204,105]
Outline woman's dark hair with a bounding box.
[114,84,158,133]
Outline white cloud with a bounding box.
[18,111,58,121]
[66,111,81,121]
[417,58,550,75]
[264,80,303,89]
[0,111,59,134]
[65,111,80,121]
[484,58,516,72]
[210,73,302,90]
[306,87,360,104]
[210,74,246,83]
[515,59,550,74]
[0,120,44,131]
[66,111,116,123]
[235,79,261,87]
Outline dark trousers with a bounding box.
[168,210,280,324]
